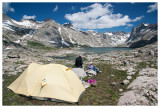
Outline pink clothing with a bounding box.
[88,79,97,84]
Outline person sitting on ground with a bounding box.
[75,55,83,68]
[88,62,99,73]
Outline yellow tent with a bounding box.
[8,63,85,103]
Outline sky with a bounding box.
[2,2,158,33]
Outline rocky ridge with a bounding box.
[126,23,157,48]
[3,13,130,48]
[3,13,157,49]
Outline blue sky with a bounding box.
[3,2,158,33]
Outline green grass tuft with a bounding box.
[136,61,157,70]
[27,41,54,50]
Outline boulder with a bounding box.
[72,68,87,79]
[138,68,157,77]
[123,60,130,66]
[118,91,137,105]
[148,50,154,56]
[119,89,123,92]
[123,61,127,66]
[126,76,132,80]
[133,52,138,57]
[118,68,158,105]
[127,72,136,76]
[7,51,20,58]
[127,68,136,75]
[122,80,129,85]
[138,49,143,53]
[47,58,52,62]
[110,82,116,86]
[111,74,115,77]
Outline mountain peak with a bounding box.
[63,23,73,28]
[3,13,11,21]
[20,19,38,24]
[139,23,150,27]
[44,18,53,22]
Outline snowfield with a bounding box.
[11,19,41,28]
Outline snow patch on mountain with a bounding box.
[92,33,97,35]
[58,27,61,35]
[22,30,36,39]
[3,25,15,31]
[104,32,130,46]
[61,37,70,46]
[11,19,40,28]
[49,41,56,44]
[144,24,149,26]
[105,32,113,36]
[3,21,15,31]
[62,26,75,44]
[13,40,20,43]
[146,29,150,32]
[3,20,13,25]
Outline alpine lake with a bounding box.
[52,47,133,60]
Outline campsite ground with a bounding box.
[3,63,130,105]
[2,42,158,105]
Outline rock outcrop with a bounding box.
[127,23,157,48]
[118,68,157,105]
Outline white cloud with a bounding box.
[127,24,133,27]
[126,24,133,29]
[147,3,157,13]
[22,15,36,20]
[65,3,142,30]
[53,5,58,12]
[3,2,15,13]
[132,16,144,22]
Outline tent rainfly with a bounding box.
[8,63,85,103]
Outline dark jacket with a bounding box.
[75,56,83,68]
